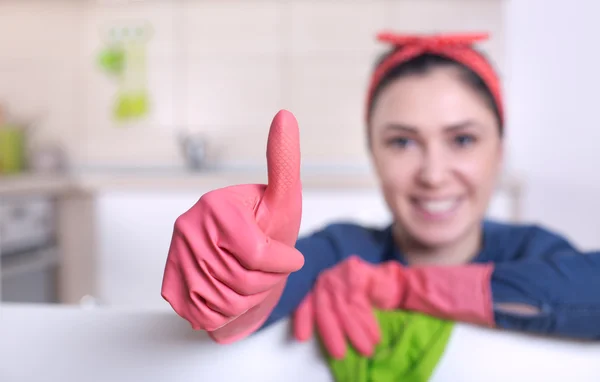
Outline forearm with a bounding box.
[491,251,600,340]
[259,266,317,329]
[259,231,343,330]
[391,263,496,327]
[392,251,600,340]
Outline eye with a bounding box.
[453,134,476,147]
[387,137,415,149]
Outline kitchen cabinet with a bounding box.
[0,196,60,303]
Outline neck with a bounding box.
[393,223,483,266]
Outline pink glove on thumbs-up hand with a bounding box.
[161,110,304,344]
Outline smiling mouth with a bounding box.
[412,198,462,218]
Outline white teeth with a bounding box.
[418,199,457,213]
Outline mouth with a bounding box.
[411,197,462,220]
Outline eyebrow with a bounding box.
[383,120,480,133]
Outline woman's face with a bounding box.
[369,66,503,249]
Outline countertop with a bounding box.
[1,303,597,382]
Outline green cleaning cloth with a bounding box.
[325,310,454,382]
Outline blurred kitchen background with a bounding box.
[0,0,597,309]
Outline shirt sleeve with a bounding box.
[491,228,600,339]
[259,227,343,329]
[259,222,390,329]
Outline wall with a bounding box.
[2,0,598,251]
[503,0,600,250]
[0,0,505,171]
[0,1,82,156]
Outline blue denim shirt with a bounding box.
[262,220,600,340]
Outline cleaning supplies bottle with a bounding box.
[0,106,26,175]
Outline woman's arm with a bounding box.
[492,251,600,339]
[260,230,341,328]
[260,223,389,329]
[374,251,600,340]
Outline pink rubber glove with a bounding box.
[371,262,496,327]
[293,256,382,360]
[161,110,304,344]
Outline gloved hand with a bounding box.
[370,261,495,327]
[293,256,382,360]
[294,258,496,360]
[161,110,304,344]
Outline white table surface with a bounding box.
[2,303,600,382]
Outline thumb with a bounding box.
[263,109,301,208]
[258,109,302,245]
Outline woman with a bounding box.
[161,31,600,360]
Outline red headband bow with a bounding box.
[377,32,490,48]
[366,31,503,125]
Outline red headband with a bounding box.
[366,31,503,125]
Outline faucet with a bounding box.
[177,131,208,171]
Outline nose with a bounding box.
[417,145,448,187]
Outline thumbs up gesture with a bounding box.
[161,110,304,343]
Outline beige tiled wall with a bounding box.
[0,0,505,171]
[0,1,82,154]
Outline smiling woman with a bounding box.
[367,48,503,265]
[161,31,600,362]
